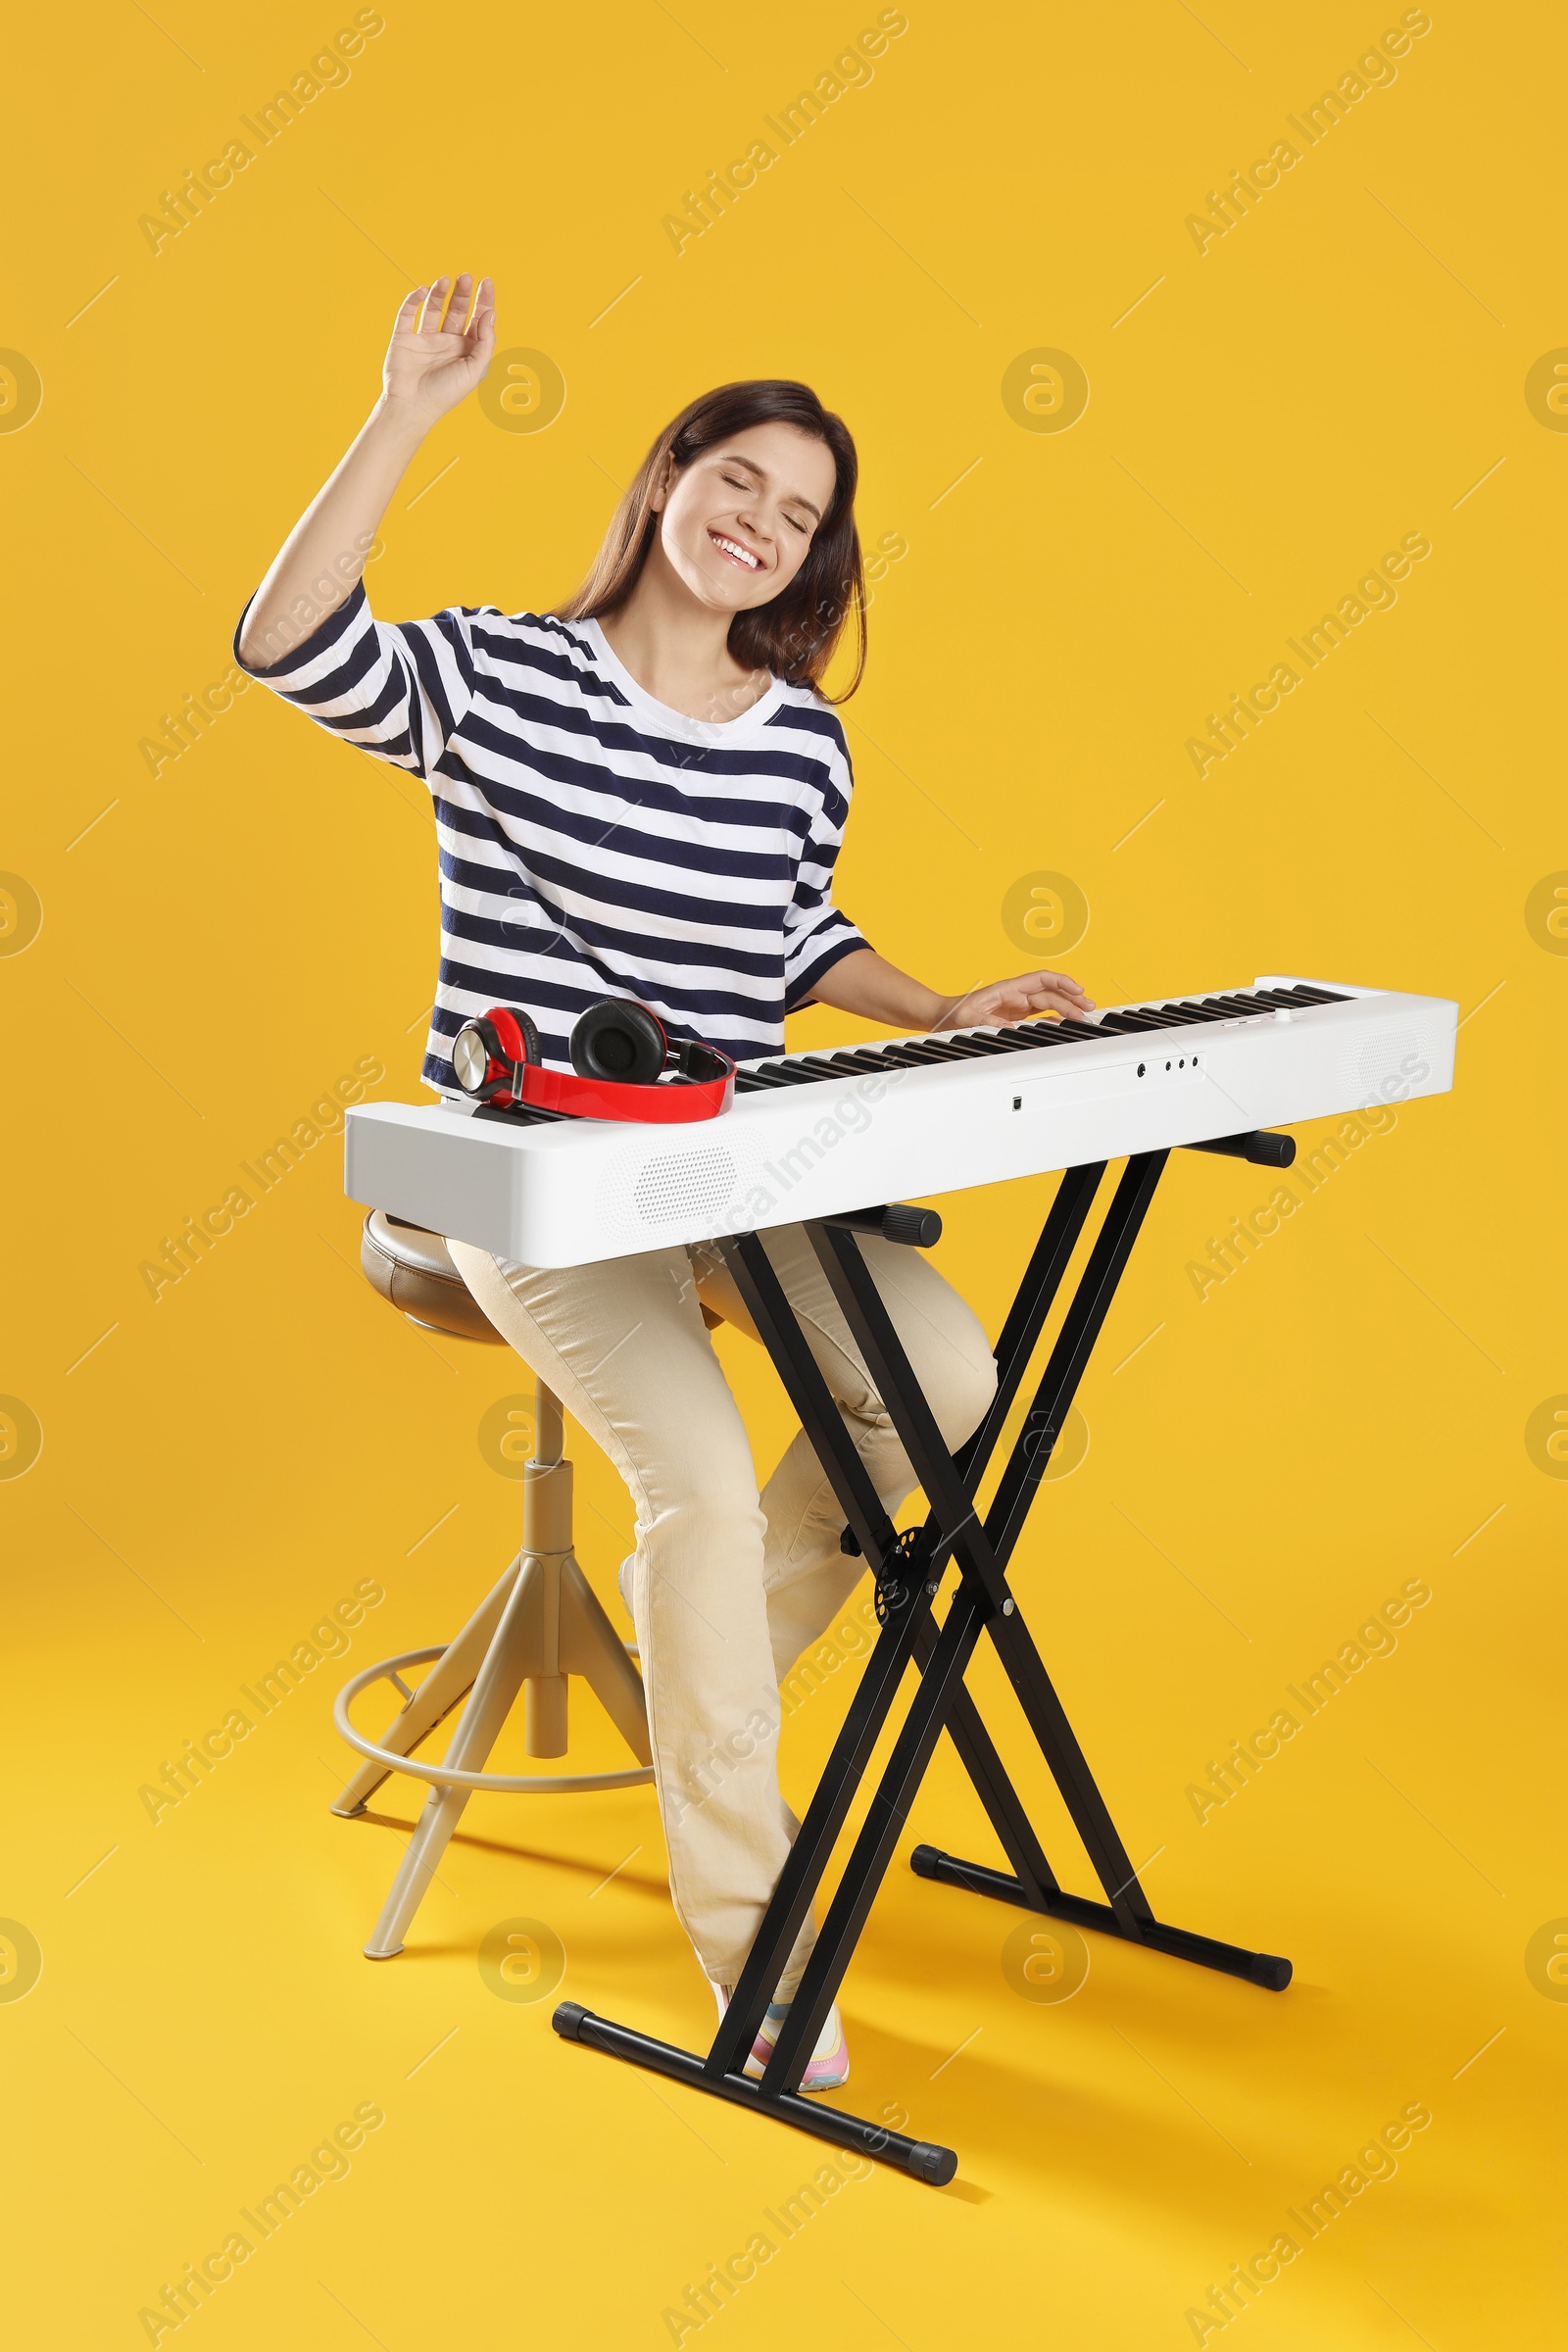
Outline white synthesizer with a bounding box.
[343,977,1457,1271]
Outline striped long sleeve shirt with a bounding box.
[233,584,870,1096]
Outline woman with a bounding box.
[236,272,1093,2088]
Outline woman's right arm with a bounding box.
[236,272,495,672]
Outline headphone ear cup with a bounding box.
[570,999,667,1086]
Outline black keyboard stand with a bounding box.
[553,1146,1293,2184]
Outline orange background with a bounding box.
[2,1,1563,2344]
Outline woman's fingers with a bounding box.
[410,272,495,360]
[994,972,1092,1010]
[444,271,476,333]
[416,275,453,333]
[1025,972,1093,1011]
[384,274,495,416]
[467,276,496,345]
[461,278,495,354]
[932,967,1098,1033]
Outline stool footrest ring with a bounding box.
[334,1648,655,1795]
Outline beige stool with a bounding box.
[331,1211,655,1959]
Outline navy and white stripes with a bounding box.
[233,584,870,1095]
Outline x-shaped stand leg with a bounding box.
[554,1155,1290,2183]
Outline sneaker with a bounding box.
[711,1986,849,2091]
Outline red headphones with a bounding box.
[451,999,735,1124]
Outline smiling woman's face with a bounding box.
[652,421,839,617]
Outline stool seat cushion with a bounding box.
[360,1210,506,1344]
[360,1210,726,1340]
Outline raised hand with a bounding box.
[933,967,1096,1030]
[381,273,496,428]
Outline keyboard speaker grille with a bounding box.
[626,1147,741,1228]
[1355,1028,1422,1111]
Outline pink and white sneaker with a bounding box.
[711,1986,850,2091]
[747,1999,850,2090]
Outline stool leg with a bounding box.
[523,1550,567,1757]
[329,1554,524,1819]
[352,1381,650,1957]
[560,1554,653,1765]
[519,1438,570,1757]
[363,1556,546,1959]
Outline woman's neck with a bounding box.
[598,546,770,723]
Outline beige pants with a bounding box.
[447,1226,997,1995]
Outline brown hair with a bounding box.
[554,379,865,702]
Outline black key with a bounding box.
[1094,1010,1167,1035]
[1158,1001,1231,1023]
[998,1023,1076,1047]
[1113,1007,1184,1031]
[946,1032,1024,1056]
[950,1028,1038,1054]
[896,1040,975,1062]
[1252,987,1348,1008]
[925,1034,1009,1058]
[872,1041,951,1066]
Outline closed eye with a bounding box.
[721,473,812,536]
